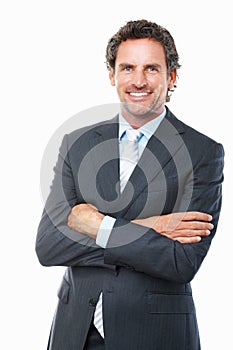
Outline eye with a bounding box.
[124,66,132,72]
[147,66,159,72]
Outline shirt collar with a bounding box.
[119,108,166,141]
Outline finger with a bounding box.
[88,204,98,211]
[67,216,72,228]
[164,216,214,232]
[174,236,202,244]
[177,221,214,231]
[169,229,211,238]
[182,211,213,222]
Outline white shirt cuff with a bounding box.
[96,215,116,248]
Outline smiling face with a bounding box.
[109,38,177,126]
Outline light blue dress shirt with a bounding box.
[96,109,166,248]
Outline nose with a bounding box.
[131,70,147,89]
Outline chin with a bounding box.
[123,103,155,119]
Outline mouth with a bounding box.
[126,91,152,101]
[129,92,149,97]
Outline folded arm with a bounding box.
[36,131,224,284]
[67,205,214,283]
[36,134,106,267]
[68,205,213,244]
[67,141,224,283]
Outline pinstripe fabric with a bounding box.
[36,108,224,349]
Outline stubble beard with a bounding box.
[121,95,163,121]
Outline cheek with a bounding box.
[153,83,166,96]
[148,75,166,87]
[114,73,131,88]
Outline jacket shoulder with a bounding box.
[166,108,224,151]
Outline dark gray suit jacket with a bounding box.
[36,107,224,350]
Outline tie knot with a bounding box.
[125,128,142,142]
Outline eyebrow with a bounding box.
[118,63,163,70]
[118,63,133,69]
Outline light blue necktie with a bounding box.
[120,128,142,191]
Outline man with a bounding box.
[36,19,224,349]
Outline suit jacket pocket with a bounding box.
[57,277,70,304]
[146,293,195,314]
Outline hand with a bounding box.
[133,211,214,243]
[67,203,105,239]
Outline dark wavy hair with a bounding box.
[105,19,181,73]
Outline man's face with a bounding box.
[109,38,176,121]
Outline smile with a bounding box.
[129,92,149,97]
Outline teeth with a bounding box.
[130,92,148,97]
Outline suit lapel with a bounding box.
[121,110,186,213]
[88,116,121,214]
[87,110,186,217]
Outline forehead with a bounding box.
[115,38,166,66]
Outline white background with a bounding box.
[1,1,232,349]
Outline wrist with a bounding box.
[89,212,105,238]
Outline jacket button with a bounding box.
[89,298,97,307]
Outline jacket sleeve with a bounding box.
[35,134,105,267]
[103,141,224,283]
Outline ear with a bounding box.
[109,69,116,86]
[168,69,177,90]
